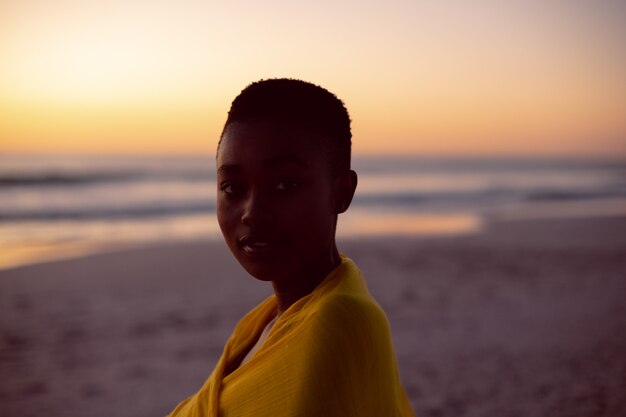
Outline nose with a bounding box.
[241,191,274,227]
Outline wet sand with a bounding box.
[1,216,625,417]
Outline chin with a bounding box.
[237,257,287,282]
[244,266,276,282]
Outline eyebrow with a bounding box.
[217,154,309,174]
[217,164,242,175]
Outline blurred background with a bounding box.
[1,0,625,269]
[1,1,626,416]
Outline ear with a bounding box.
[334,170,358,214]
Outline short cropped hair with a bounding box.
[220,78,352,175]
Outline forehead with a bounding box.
[217,121,329,169]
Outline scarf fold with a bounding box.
[168,256,414,417]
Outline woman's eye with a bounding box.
[220,182,242,196]
[275,179,299,192]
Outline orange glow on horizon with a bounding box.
[1,1,625,157]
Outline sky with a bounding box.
[1,0,625,157]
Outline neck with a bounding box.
[272,242,341,314]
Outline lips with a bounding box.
[238,234,280,257]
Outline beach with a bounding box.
[1,215,626,417]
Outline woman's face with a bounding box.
[216,121,341,285]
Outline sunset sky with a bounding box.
[1,0,625,156]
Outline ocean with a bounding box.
[1,153,625,269]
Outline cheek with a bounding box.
[283,193,335,234]
[216,199,237,234]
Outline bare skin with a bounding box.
[216,121,357,314]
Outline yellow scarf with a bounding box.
[168,256,414,417]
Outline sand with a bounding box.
[1,216,625,417]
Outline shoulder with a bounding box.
[306,289,394,359]
[316,291,388,329]
[304,257,393,344]
[294,281,408,416]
